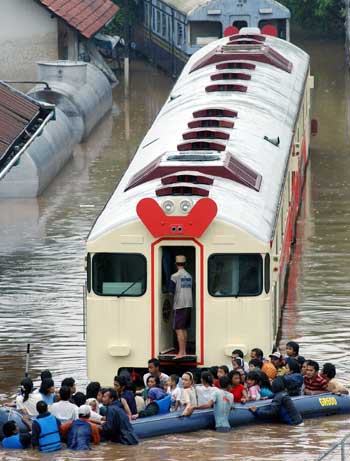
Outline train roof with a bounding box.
[157,0,290,17]
[88,32,309,244]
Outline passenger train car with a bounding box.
[134,0,290,76]
[85,29,313,384]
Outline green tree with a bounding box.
[280,0,345,36]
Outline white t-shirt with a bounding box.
[196,385,218,406]
[50,400,79,422]
[168,386,182,410]
[16,393,42,417]
[143,372,169,387]
[170,268,193,310]
[180,387,197,407]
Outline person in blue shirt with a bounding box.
[1,420,31,449]
[32,400,62,452]
[39,378,56,406]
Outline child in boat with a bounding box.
[321,363,349,395]
[231,349,249,373]
[16,378,42,417]
[196,371,218,405]
[257,371,274,399]
[248,359,263,372]
[304,360,328,395]
[138,378,170,417]
[167,374,182,412]
[284,358,304,396]
[242,371,261,402]
[249,377,303,425]
[214,366,229,388]
[232,358,246,383]
[228,370,247,403]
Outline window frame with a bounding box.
[92,252,147,297]
[208,253,263,298]
[264,254,270,294]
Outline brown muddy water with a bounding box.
[0,39,350,460]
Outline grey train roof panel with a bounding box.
[160,0,291,17]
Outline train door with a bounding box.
[155,244,198,362]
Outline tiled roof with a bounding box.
[0,82,53,177]
[39,0,119,39]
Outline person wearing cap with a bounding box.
[60,404,100,450]
[269,352,287,376]
[168,255,193,358]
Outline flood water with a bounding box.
[0,38,350,460]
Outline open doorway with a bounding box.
[158,246,196,361]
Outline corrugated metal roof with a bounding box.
[0,83,40,161]
[0,82,54,179]
[39,0,119,39]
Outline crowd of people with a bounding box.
[1,341,348,451]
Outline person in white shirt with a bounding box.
[169,255,193,358]
[196,371,218,406]
[50,386,79,423]
[16,378,42,417]
[142,358,169,388]
[166,374,182,412]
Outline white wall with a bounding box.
[0,0,58,81]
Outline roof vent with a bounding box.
[193,108,237,118]
[216,62,256,70]
[182,129,230,140]
[205,84,247,93]
[177,141,226,151]
[188,118,234,129]
[229,34,266,42]
[161,171,214,185]
[190,44,293,74]
[211,72,251,81]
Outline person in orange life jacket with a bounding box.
[60,405,100,450]
[1,420,31,449]
[31,400,62,452]
[168,255,193,358]
[100,389,138,445]
[250,348,277,380]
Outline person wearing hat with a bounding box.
[60,404,100,450]
[269,352,287,376]
[168,255,193,358]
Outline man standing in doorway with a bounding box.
[169,255,193,359]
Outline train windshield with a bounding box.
[92,253,147,296]
[208,253,262,297]
[189,21,223,46]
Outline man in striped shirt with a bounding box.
[304,360,328,395]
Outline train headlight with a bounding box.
[180,199,192,213]
[162,200,175,214]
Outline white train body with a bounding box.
[86,29,313,384]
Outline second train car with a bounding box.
[85,28,313,384]
[134,0,290,76]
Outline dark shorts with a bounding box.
[173,308,191,330]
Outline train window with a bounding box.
[264,254,270,294]
[156,10,161,34]
[162,13,167,37]
[92,253,147,297]
[144,2,149,26]
[87,253,91,293]
[259,19,286,39]
[177,22,184,46]
[152,8,155,30]
[189,21,222,46]
[233,20,247,30]
[208,254,262,297]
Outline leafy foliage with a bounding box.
[280,0,345,36]
[103,0,141,37]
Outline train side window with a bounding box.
[189,21,222,46]
[92,253,147,297]
[87,253,91,293]
[177,22,184,47]
[264,254,270,294]
[144,2,149,26]
[152,8,156,30]
[208,254,262,297]
[156,9,161,34]
[233,20,247,30]
[162,12,167,37]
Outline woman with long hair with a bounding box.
[16,377,41,417]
